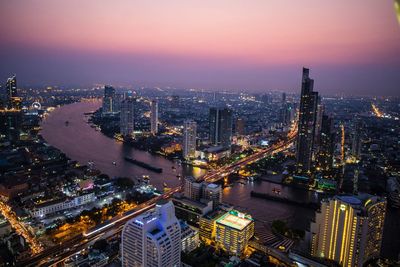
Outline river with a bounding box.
[40,100,399,259]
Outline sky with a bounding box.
[0,0,399,96]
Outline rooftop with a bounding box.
[216,210,253,231]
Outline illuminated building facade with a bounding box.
[183,120,197,159]
[296,68,318,174]
[120,97,135,136]
[209,107,233,148]
[310,195,386,267]
[121,200,181,267]
[199,209,254,256]
[6,75,21,110]
[102,85,116,114]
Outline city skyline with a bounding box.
[1,1,400,96]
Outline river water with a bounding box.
[39,101,400,259]
[40,100,316,229]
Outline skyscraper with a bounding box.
[310,195,386,267]
[150,100,158,135]
[121,200,181,267]
[314,97,324,151]
[6,75,21,110]
[102,85,116,114]
[183,120,197,160]
[296,68,319,174]
[209,107,233,148]
[120,97,135,136]
[316,114,335,172]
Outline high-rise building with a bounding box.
[310,195,386,267]
[6,75,21,110]
[199,209,254,256]
[102,85,116,114]
[209,107,233,148]
[183,120,197,160]
[121,200,181,267]
[314,98,324,151]
[351,119,362,159]
[203,183,222,209]
[296,68,319,174]
[183,176,203,201]
[235,118,245,135]
[120,97,135,136]
[183,176,222,209]
[316,115,335,172]
[150,100,158,135]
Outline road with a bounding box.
[202,126,297,183]
[19,126,297,266]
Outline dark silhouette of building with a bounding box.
[351,119,362,159]
[317,115,335,171]
[209,107,232,148]
[296,68,319,174]
[235,118,245,135]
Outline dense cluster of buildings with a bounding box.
[1,70,398,266]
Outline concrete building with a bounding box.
[121,200,181,267]
[203,183,222,209]
[120,97,135,136]
[183,176,203,201]
[150,100,158,135]
[183,120,197,160]
[30,192,96,218]
[172,194,213,227]
[102,85,116,114]
[199,209,254,256]
[180,221,200,253]
[310,195,386,267]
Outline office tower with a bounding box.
[183,176,203,201]
[209,107,233,148]
[183,120,197,160]
[150,100,158,134]
[203,183,222,209]
[120,97,135,136]
[351,119,362,159]
[310,195,386,267]
[314,98,324,150]
[121,200,181,267]
[316,115,335,171]
[296,68,319,174]
[282,92,286,104]
[6,75,21,110]
[102,85,116,114]
[235,118,245,135]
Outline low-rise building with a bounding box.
[30,192,96,218]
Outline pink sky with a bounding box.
[0,0,399,95]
